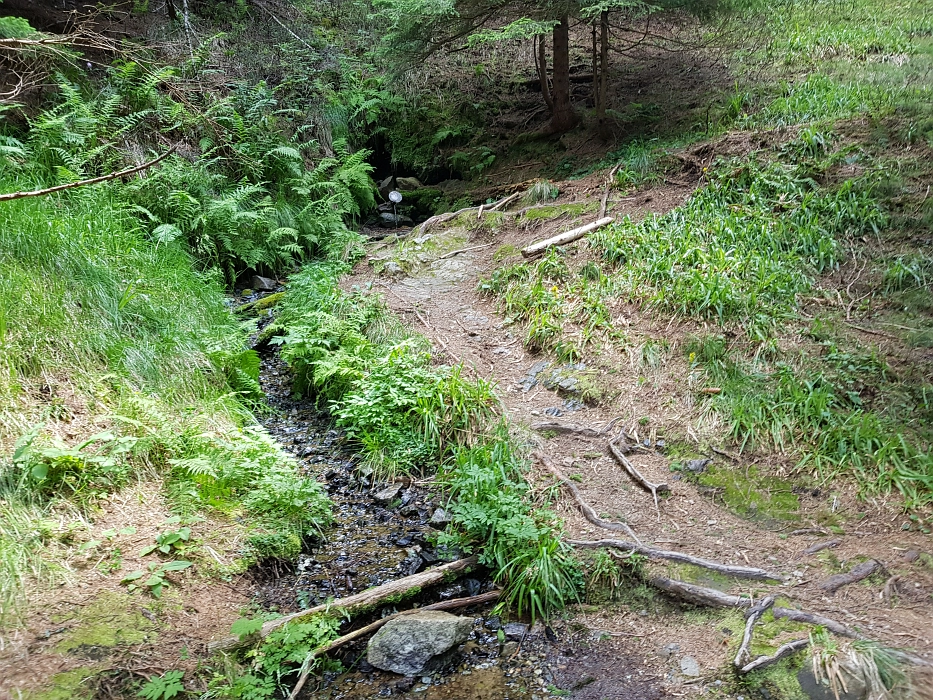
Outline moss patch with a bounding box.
[31,666,99,700]
[54,591,158,656]
[695,465,800,527]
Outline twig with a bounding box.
[287,590,500,699]
[0,144,178,202]
[439,243,494,259]
[534,451,641,544]
[739,639,809,673]
[569,539,784,582]
[789,528,829,536]
[607,432,669,515]
[487,191,521,211]
[843,322,899,340]
[734,596,775,669]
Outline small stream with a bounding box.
[243,293,663,700]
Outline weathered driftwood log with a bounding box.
[734,596,775,669]
[739,639,810,673]
[569,539,784,582]
[287,590,500,699]
[520,216,614,257]
[534,451,641,543]
[819,559,883,595]
[649,577,752,608]
[209,556,478,653]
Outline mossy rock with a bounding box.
[399,188,445,220]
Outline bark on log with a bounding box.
[520,216,614,257]
[534,451,640,543]
[287,590,500,699]
[739,639,809,673]
[649,577,752,608]
[819,559,883,595]
[569,539,784,582]
[208,556,478,653]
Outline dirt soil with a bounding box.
[344,149,933,697]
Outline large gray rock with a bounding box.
[367,610,472,676]
[250,275,278,291]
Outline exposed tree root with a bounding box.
[535,450,641,543]
[739,639,810,673]
[802,539,841,556]
[772,607,862,639]
[569,539,784,581]
[819,559,883,595]
[287,590,501,699]
[735,596,775,669]
[649,577,752,608]
[209,556,478,652]
[607,433,669,514]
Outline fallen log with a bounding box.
[649,577,752,608]
[208,556,478,653]
[568,539,784,582]
[734,596,775,669]
[520,216,614,257]
[819,559,883,595]
[0,144,178,202]
[739,639,809,674]
[531,421,603,437]
[534,451,641,544]
[771,608,862,639]
[287,590,500,699]
[607,433,669,512]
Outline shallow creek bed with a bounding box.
[247,351,663,699]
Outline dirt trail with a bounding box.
[347,177,933,695]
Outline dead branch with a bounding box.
[520,216,614,257]
[771,608,862,639]
[801,540,840,557]
[208,556,478,653]
[819,559,883,595]
[789,528,829,536]
[0,145,178,202]
[287,590,500,699]
[739,639,809,674]
[569,539,784,582]
[487,191,521,211]
[607,433,669,512]
[649,577,751,608]
[734,596,775,669]
[535,451,641,544]
[413,192,517,236]
[598,164,622,219]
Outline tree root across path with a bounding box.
[209,556,478,653]
[607,433,669,514]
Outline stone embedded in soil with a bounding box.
[679,656,700,677]
[367,610,473,676]
[373,483,403,503]
[503,622,528,640]
[250,274,278,291]
[430,507,451,525]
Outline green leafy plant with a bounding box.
[138,670,185,700]
[121,560,192,598]
[141,527,192,557]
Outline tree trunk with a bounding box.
[549,16,577,133]
[597,11,610,138]
[535,34,553,111]
[166,0,178,21]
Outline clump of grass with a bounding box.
[522,179,559,204]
